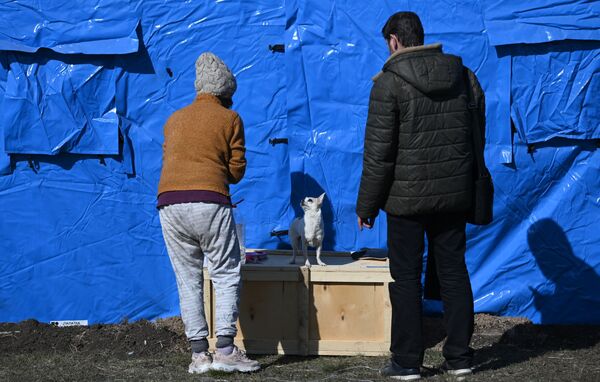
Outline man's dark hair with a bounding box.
[381,12,424,47]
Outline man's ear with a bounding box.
[388,34,401,53]
[318,193,326,206]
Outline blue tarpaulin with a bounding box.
[508,40,600,144]
[0,0,598,325]
[481,0,600,46]
[0,0,139,54]
[1,53,120,155]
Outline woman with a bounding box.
[157,52,258,374]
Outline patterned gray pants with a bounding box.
[159,202,241,341]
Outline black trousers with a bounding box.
[387,212,474,369]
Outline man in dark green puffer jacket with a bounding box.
[356,11,486,380]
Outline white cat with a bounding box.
[289,193,326,267]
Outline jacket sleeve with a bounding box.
[228,114,247,184]
[356,73,398,219]
[466,68,486,149]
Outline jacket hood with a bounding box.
[374,44,463,96]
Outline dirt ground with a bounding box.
[1,314,598,382]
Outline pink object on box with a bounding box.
[245,251,267,264]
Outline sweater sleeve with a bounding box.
[466,68,487,149]
[228,114,247,184]
[161,118,170,160]
[356,73,398,219]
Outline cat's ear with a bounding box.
[317,193,326,206]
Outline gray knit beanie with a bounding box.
[194,52,237,98]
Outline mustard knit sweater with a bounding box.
[158,94,246,196]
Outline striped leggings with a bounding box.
[159,202,241,341]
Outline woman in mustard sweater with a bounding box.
[157,52,258,374]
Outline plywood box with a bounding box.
[203,251,393,356]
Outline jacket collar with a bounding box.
[372,43,443,81]
[195,93,223,105]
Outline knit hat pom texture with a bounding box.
[194,52,237,98]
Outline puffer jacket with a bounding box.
[356,43,485,218]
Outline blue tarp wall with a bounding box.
[0,1,598,325]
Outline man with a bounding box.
[158,52,259,374]
[356,12,486,380]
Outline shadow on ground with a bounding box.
[474,323,600,375]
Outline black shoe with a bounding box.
[441,361,473,377]
[380,360,421,380]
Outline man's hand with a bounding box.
[358,216,376,231]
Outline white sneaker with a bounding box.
[211,346,260,373]
[188,352,212,374]
[447,368,473,377]
[442,362,473,377]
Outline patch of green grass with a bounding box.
[424,348,446,367]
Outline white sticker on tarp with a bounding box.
[50,320,89,327]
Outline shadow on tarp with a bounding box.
[290,172,337,251]
[527,219,600,325]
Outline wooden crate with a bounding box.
[203,251,393,356]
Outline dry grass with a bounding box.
[1,315,599,381]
